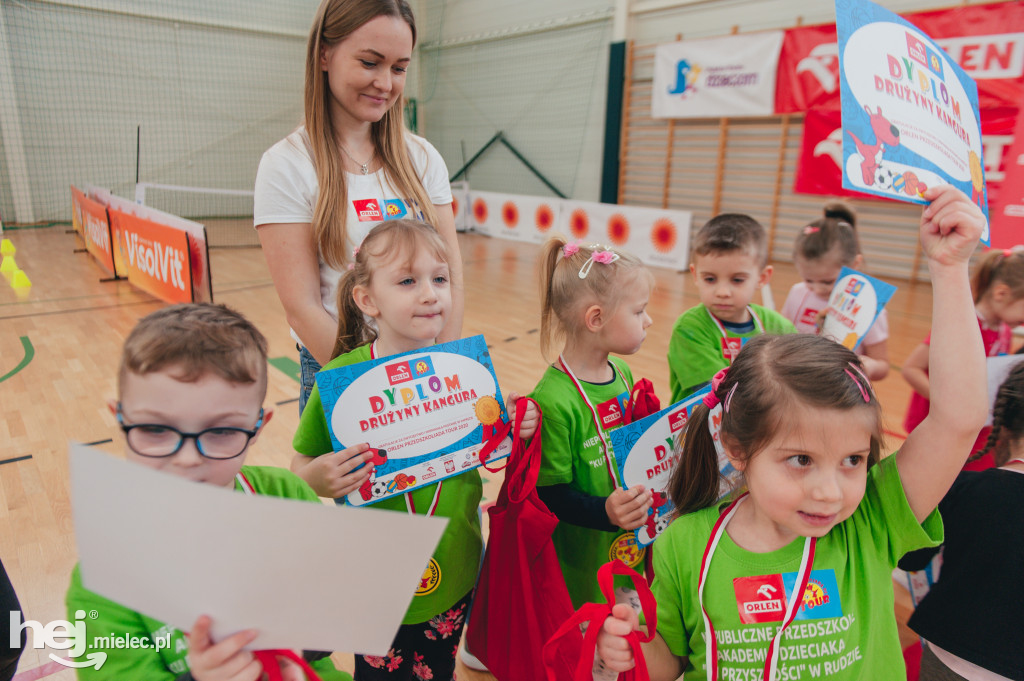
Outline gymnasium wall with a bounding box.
[0,0,318,224]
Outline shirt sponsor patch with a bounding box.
[721,336,747,361]
[734,569,843,624]
[353,199,383,221]
[596,392,630,429]
[799,306,820,327]
[383,199,409,220]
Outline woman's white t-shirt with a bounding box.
[254,127,452,345]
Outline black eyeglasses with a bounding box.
[116,405,264,460]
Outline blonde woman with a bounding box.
[255,0,461,413]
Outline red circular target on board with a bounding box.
[652,218,677,254]
[502,201,519,228]
[570,209,590,239]
[473,198,488,224]
[451,197,459,215]
[535,204,554,232]
[607,213,630,246]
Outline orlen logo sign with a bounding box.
[385,361,412,386]
[668,407,689,433]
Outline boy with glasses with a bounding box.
[66,304,353,680]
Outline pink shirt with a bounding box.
[780,282,890,352]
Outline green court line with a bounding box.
[269,356,301,384]
[0,336,34,383]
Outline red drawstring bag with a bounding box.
[543,560,657,681]
[253,650,321,681]
[625,379,661,424]
[465,397,581,680]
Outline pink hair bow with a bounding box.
[703,368,730,409]
[578,248,620,279]
[561,243,580,259]
[803,226,820,235]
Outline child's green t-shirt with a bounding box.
[293,344,483,625]
[667,303,796,402]
[652,454,942,680]
[529,356,645,607]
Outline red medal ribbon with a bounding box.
[557,355,628,487]
[699,493,815,681]
[706,306,764,363]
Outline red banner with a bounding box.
[70,185,115,276]
[776,2,1024,113]
[990,110,1024,249]
[108,208,194,304]
[795,108,1019,204]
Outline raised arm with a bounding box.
[257,222,339,366]
[896,186,986,522]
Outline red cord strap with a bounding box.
[253,649,322,681]
[543,560,657,681]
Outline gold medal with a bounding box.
[474,395,501,426]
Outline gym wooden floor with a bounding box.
[0,224,932,679]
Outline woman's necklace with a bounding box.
[340,143,373,175]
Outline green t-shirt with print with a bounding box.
[529,356,646,608]
[652,454,942,681]
[293,343,482,626]
[65,466,350,681]
[667,303,797,402]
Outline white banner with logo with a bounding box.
[652,31,785,119]
[558,199,691,270]
[466,189,562,243]
[459,186,692,270]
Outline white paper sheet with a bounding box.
[69,443,448,654]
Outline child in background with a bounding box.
[667,214,795,402]
[899,361,1024,681]
[530,237,655,609]
[903,248,1024,470]
[291,219,537,681]
[781,202,890,380]
[597,186,987,680]
[66,304,348,681]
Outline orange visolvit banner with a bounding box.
[108,207,194,304]
[87,187,213,304]
[70,185,115,276]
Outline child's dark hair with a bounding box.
[119,303,269,398]
[333,219,450,358]
[667,334,883,515]
[973,361,1024,466]
[691,214,768,267]
[971,249,1024,305]
[538,235,653,360]
[793,202,861,265]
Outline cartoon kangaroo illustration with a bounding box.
[848,105,900,186]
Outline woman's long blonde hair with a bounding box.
[305,0,440,270]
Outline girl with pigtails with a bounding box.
[528,236,656,610]
[291,219,537,681]
[597,186,989,680]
